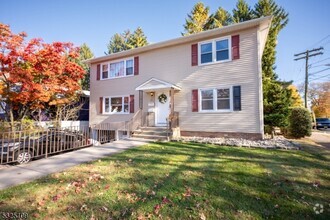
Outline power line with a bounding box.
[310,73,330,82]
[310,63,330,69]
[310,57,330,65]
[307,34,330,49]
[294,47,324,108]
[309,67,330,76]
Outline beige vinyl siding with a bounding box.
[90,27,262,134]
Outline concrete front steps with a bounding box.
[132,126,171,141]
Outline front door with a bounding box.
[155,90,170,126]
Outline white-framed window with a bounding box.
[199,36,231,65]
[103,96,129,114]
[102,64,108,79]
[101,58,134,80]
[199,87,232,112]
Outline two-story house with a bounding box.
[86,16,272,140]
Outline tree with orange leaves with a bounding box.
[0,23,85,130]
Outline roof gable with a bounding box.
[135,78,181,91]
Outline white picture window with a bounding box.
[104,96,129,114]
[199,36,231,65]
[101,58,134,80]
[200,87,232,112]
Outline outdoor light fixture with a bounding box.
[150,92,154,96]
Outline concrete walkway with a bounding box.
[0,138,149,190]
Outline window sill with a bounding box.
[198,110,233,113]
[100,74,134,81]
[101,112,130,115]
[198,58,232,67]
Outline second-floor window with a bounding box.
[199,36,231,65]
[101,58,134,80]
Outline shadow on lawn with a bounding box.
[92,141,330,219]
[0,141,328,219]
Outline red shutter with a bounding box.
[99,97,103,114]
[97,64,101,80]
[232,35,240,60]
[130,95,134,113]
[191,44,198,66]
[134,56,139,75]
[192,89,198,112]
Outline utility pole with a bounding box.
[294,47,323,108]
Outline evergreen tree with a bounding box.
[263,78,292,129]
[252,0,290,130]
[107,33,126,54]
[78,43,94,90]
[233,0,253,23]
[128,27,148,48]
[183,2,210,35]
[253,0,289,80]
[207,7,233,29]
[107,28,148,54]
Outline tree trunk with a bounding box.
[9,108,15,133]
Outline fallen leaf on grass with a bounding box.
[199,212,206,220]
[32,213,40,218]
[100,206,108,212]
[183,187,192,197]
[312,181,320,188]
[80,204,88,211]
[161,196,172,204]
[52,194,61,202]
[104,184,110,190]
[154,204,161,214]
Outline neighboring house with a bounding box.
[78,90,90,121]
[86,16,272,140]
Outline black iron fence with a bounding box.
[0,125,94,164]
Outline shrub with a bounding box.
[288,107,312,138]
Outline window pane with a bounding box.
[111,105,122,113]
[105,98,109,112]
[201,90,214,110]
[126,67,133,75]
[216,40,228,50]
[102,64,108,79]
[201,53,212,63]
[102,64,108,71]
[216,50,229,61]
[202,100,213,110]
[217,89,230,98]
[201,90,213,99]
[110,61,125,78]
[111,97,122,105]
[124,104,129,113]
[217,99,230,110]
[126,59,133,68]
[201,43,212,53]
[126,59,133,76]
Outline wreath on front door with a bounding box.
[158,93,167,104]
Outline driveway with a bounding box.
[0,138,149,190]
[308,131,330,149]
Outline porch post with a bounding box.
[170,88,174,115]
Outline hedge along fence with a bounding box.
[288,107,312,138]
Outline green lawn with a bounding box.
[0,141,329,219]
